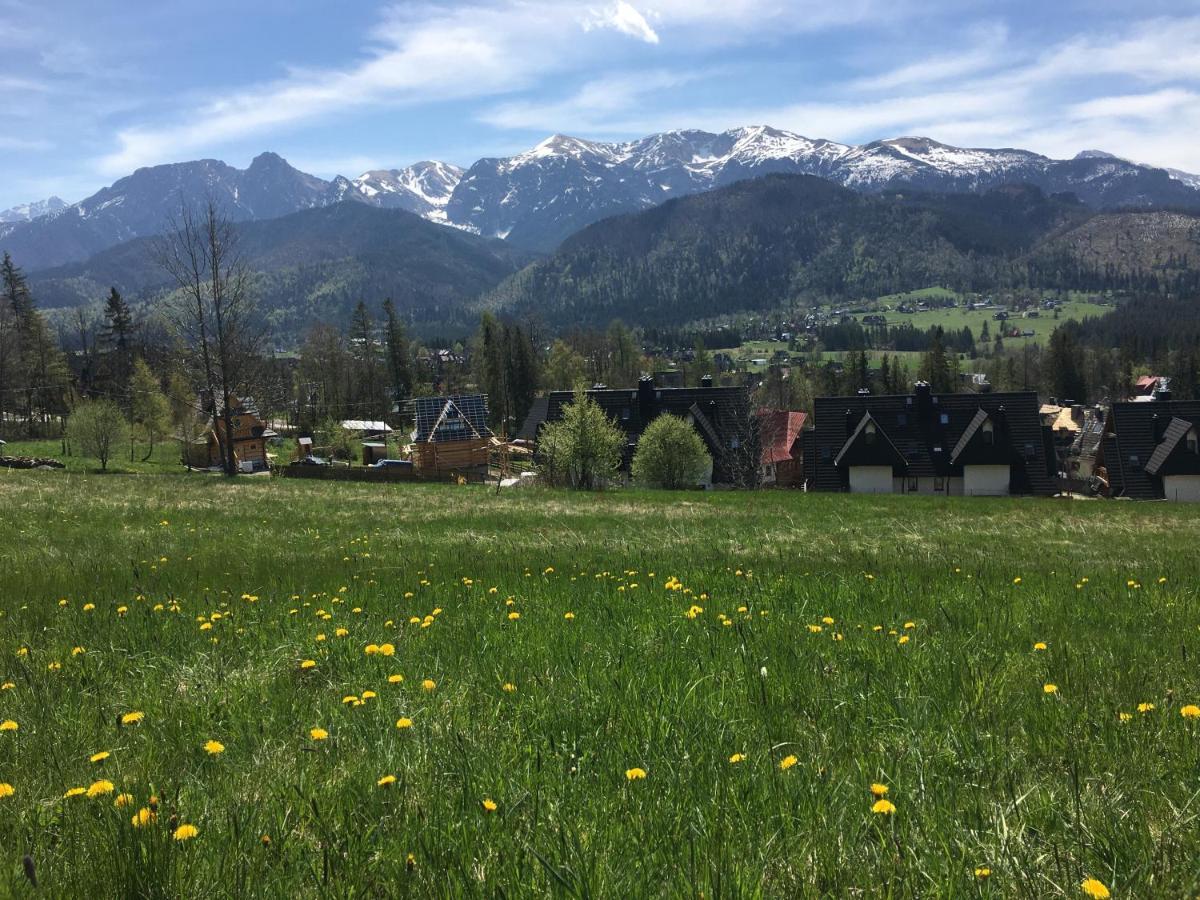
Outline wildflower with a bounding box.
[300,659,317,670]
[378,775,396,787]
[1137,702,1155,713]
[821,616,835,625]
[728,753,746,764]
[406,852,416,871]
[1034,642,1047,651]
[114,793,134,808]
[83,603,95,611]
[422,679,436,692]
[335,628,349,638]
[1043,683,1058,694]
[807,624,823,633]
[310,727,329,740]
[0,720,18,732]
[203,740,225,755]
[396,718,413,729]
[1012,577,1022,585]
[1119,712,1133,722]
[0,783,13,798]
[0,683,12,690]
[131,807,157,827]
[378,643,395,656]
[507,611,520,621]
[897,635,910,645]
[90,751,110,764]
[482,797,498,811]
[974,867,991,879]
[63,787,87,799]
[173,824,199,842]
[364,644,379,655]
[261,834,272,847]
[72,646,85,656]
[1080,878,1110,899]
[903,621,915,630]
[502,683,516,693]
[870,783,889,797]
[564,612,575,620]
[361,690,376,700]
[120,711,144,726]
[86,780,114,798]
[871,799,897,815]
[388,674,404,684]
[1181,705,1200,719]
[625,768,647,781]
[779,755,798,771]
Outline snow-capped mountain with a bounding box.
[3,126,1199,270]
[352,161,464,221]
[439,127,1200,250]
[0,196,68,224]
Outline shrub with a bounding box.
[66,400,129,471]
[631,414,711,489]
[538,388,625,489]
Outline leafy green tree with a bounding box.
[688,339,715,387]
[67,399,129,471]
[538,387,625,490]
[544,339,588,390]
[130,358,171,461]
[631,414,711,489]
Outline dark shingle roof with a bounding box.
[410,395,493,443]
[1107,401,1200,498]
[808,389,1054,494]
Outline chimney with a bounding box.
[914,381,932,418]
[637,374,655,420]
[700,374,713,388]
[1154,387,1172,403]
[1070,403,1084,423]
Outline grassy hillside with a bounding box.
[0,472,1198,896]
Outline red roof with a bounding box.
[757,410,807,465]
[1135,375,1161,390]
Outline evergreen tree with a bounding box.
[1045,326,1087,401]
[382,299,413,412]
[99,287,135,407]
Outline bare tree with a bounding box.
[152,198,264,475]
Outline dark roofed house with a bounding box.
[408,394,494,478]
[1101,393,1200,501]
[523,374,759,486]
[807,382,1055,496]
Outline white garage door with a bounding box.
[964,465,1010,496]
[1164,475,1200,502]
[849,466,894,494]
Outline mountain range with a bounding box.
[5,127,1200,271]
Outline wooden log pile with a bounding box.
[0,456,66,469]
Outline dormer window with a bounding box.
[939,413,949,425]
[982,420,995,445]
[1188,428,1198,454]
[864,421,877,445]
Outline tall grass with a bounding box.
[0,472,1197,896]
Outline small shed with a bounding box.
[362,441,388,465]
[296,436,314,461]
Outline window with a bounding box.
[864,421,877,444]
[1188,429,1198,454]
[982,420,995,445]
[621,408,631,421]
[934,476,945,492]
[907,476,918,492]
[939,413,950,425]
[897,413,908,426]
[729,436,741,450]
[820,447,831,461]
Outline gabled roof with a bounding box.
[1107,401,1200,499]
[516,397,549,442]
[340,419,392,433]
[758,410,806,465]
[834,412,907,469]
[411,395,493,443]
[688,402,723,456]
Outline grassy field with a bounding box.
[1,472,1199,897]
[897,300,1110,344]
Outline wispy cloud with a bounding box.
[584,2,660,44]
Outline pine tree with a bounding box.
[382,299,413,413]
[99,287,134,408]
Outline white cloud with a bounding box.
[585,2,660,44]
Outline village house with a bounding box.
[521,375,759,486]
[758,410,806,487]
[193,396,276,472]
[408,394,494,479]
[805,382,1056,496]
[1101,390,1200,502]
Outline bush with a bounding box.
[631,414,711,489]
[66,399,129,471]
[538,388,626,490]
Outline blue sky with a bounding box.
[3,0,1200,210]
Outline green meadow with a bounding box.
[1,471,1199,897]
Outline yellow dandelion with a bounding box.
[779,755,798,771]
[310,727,329,741]
[114,793,134,808]
[361,690,377,700]
[1080,877,1110,899]
[728,753,746,764]
[625,767,647,781]
[1043,683,1058,694]
[120,711,144,726]
[300,659,317,670]
[482,797,498,811]
[388,674,404,684]
[0,720,18,732]
[377,774,397,787]
[86,779,114,798]
[1137,702,1155,713]
[870,783,889,797]
[173,824,199,841]
[203,740,225,755]
[131,807,156,828]
[871,798,897,815]
[1119,712,1133,722]
[564,612,575,620]
[1180,705,1200,719]
[0,783,13,798]
[63,786,87,799]
[507,611,520,621]
[421,679,436,692]
[378,643,395,656]
[502,683,516,693]
[90,751,110,764]
[1033,642,1047,651]
[396,717,413,729]
[974,867,991,879]
[897,635,910,645]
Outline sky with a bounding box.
[2,0,1200,210]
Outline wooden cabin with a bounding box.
[409,395,494,478]
[204,397,276,472]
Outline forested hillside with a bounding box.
[486,175,1200,328]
